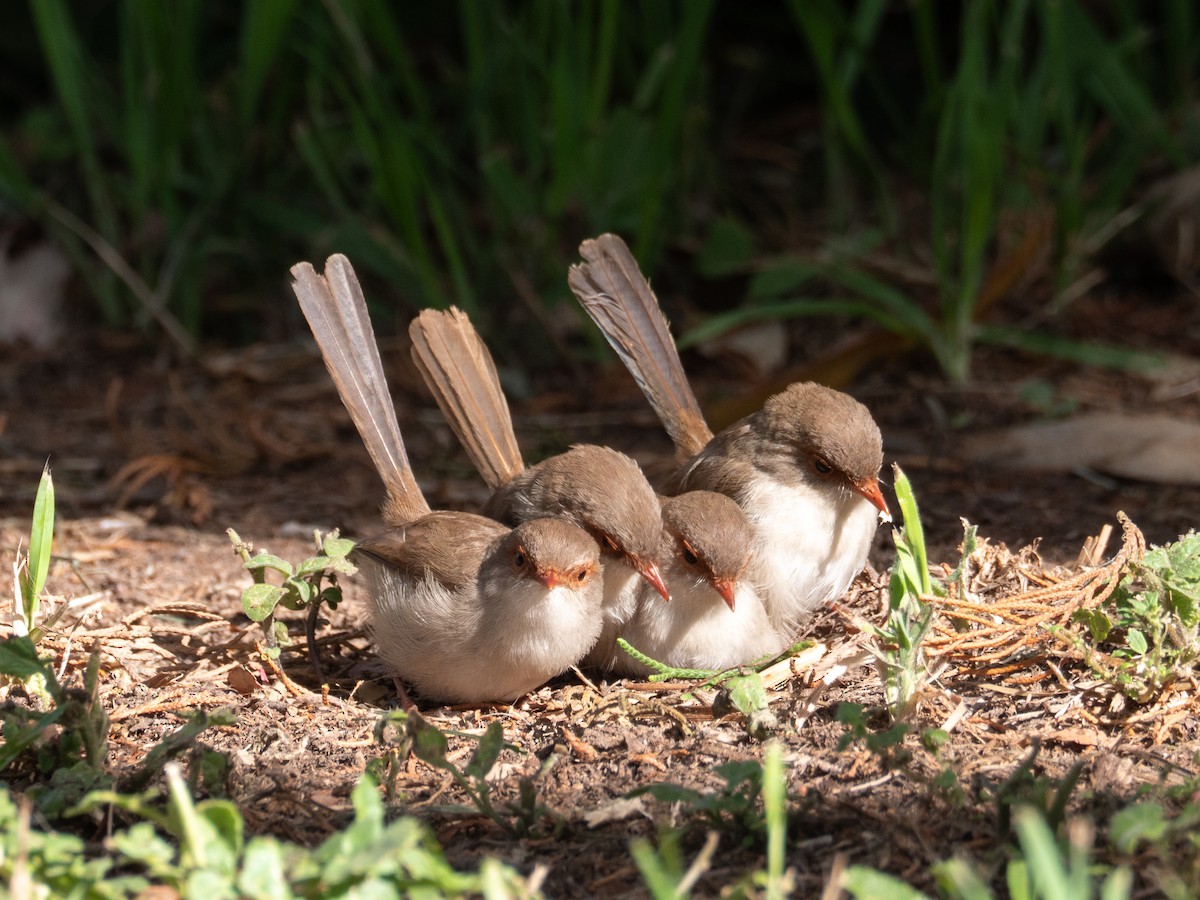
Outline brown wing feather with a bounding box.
[290,255,429,524]
[409,308,526,491]
[568,234,713,459]
[354,511,505,589]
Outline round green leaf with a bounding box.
[242,583,284,622]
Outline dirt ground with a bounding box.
[1,283,1198,895]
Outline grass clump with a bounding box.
[228,527,354,685]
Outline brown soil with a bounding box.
[1,285,1198,896]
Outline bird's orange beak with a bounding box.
[856,478,890,522]
[635,560,671,602]
[535,568,563,590]
[710,576,737,612]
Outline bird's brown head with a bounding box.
[508,518,600,592]
[531,445,671,601]
[661,491,753,611]
[758,382,888,517]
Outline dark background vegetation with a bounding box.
[2,1,1194,378]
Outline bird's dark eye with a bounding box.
[680,543,699,566]
[514,550,527,568]
[574,568,588,583]
[813,456,833,475]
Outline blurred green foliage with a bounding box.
[0,1,1194,374]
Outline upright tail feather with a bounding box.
[290,255,429,524]
[568,234,714,459]
[409,308,526,491]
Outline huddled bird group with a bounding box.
[289,234,889,705]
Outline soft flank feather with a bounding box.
[290,256,428,524]
[409,308,526,491]
[568,234,713,459]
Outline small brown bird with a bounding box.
[408,307,787,673]
[569,234,889,637]
[408,307,670,669]
[613,491,792,675]
[290,255,603,704]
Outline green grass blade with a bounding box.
[237,0,298,126]
[762,742,787,899]
[20,466,56,631]
[630,832,684,900]
[30,0,123,321]
[977,326,1165,372]
[891,464,930,595]
[1012,807,1071,900]
[30,0,97,175]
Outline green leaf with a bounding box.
[185,869,238,899]
[1072,608,1112,642]
[762,742,786,892]
[630,831,686,899]
[295,556,331,577]
[632,782,704,806]
[280,577,314,608]
[1167,586,1199,629]
[322,535,355,558]
[244,553,294,577]
[1109,802,1168,853]
[238,837,292,900]
[0,636,53,680]
[717,673,778,739]
[1126,628,1148,655]
[932,857,992,900]
[409,715,450,768]
[242,583,284,622]
[1013,806,1071,900]
[920,728,949,752]
[891,464,931,595]
[841,865,931,898]
[724,673,768,717]
[23,465,55,613]
[465,721,504,781]
[110,822,179,878]
[198,799,245,868]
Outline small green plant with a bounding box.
[0,630,232,818]
[631,759,768,844]
[864,464,938,721]
[1071,532,1200,702]
[11,464,58,645]
[1108,798,1200,900]
[228,528,355,680]
[616,639,814,739]
[0,639,107,780]
[987,741,1083,841]
[630,742,792,898]
[0,786,150,896]
[835,702,913,770]
[64,764,536,898]
[375,710,555,839]
[844,807,1133,899]
[836,703,965,806]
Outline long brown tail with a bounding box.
[568,234,713,459]
[409,308,526,491]
[290,255,429,524]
